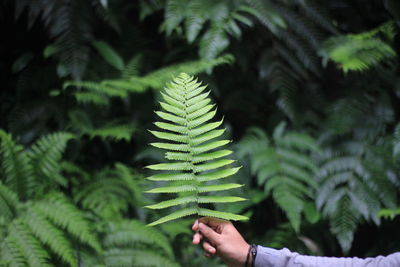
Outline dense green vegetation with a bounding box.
[1,0,399,266]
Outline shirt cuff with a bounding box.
[254,246,291,267]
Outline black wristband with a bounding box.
[250,244,257,267]
[244,244,257,267]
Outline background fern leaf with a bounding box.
[28,132,75,188]
[321,22,397,72]
[35,194,101,253]
[78,220,179,267]
[7,220,52,267]
[0,130,35,200]
[237,124,318,232]
[0,182,18,222]
[25,208,76,267]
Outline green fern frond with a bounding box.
[16,0,95,80]
[114,163,147,206]
[92,40,125,71]
[250,0,323,75]
[5,219,52,267]
[35,193,101,253]
[0,130,35,200]
[0,236,27,267]
[146,73,247,226]
[198,195,246,203]
[184,1,206,43]
[324,95,377,136]
[197,2,255,59]
[88,124,135,141]
[75,164,146,219]
[0,181,18,224]
[60,161,90,181]
[74,91,109,106]
[147,207,198,226]
[64,55,233,105]
[121,54,142,79]
[197,208,248,221]
[321,21,397,72]
[164,0,255,59]
[322,36,395,72]
[297,0,338,34]
[197,167,242,182]
[0,182,18,222]
[379,208,400,220]
[146,195,245,209]
[146,196,197,209]
[199,25,229,60]
[25,208,76,267]
[247,0,286,34]
[330,195,359,253]
[237,124,318,232]
[1,192,102,267]
[164,0,186,36]
[278,5,321,51]
[198,183,243,192]
[91,0,120,34]
[279,30,321,75]
[269,62,298,120]
[351,21,396,40]
[68,110,134,142]
[95,220,179,266]
[136,54,234,90]
[275,45,309,80]
[28,132,75,188]
[315,143,397,253]
[64,81,128,98]
[104,220,173,258]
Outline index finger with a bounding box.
[198,217,230,229]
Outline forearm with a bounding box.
[254,246,400,267]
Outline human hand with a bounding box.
[192,217,250,267]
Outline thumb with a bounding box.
[199,223,220,245]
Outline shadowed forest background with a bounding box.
[1,0,400,266]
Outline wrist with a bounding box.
[227,243,250,267]
[241,244,251,266]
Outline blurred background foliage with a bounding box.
[1,0,400,266]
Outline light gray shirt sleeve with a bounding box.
[254,246,400,267]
